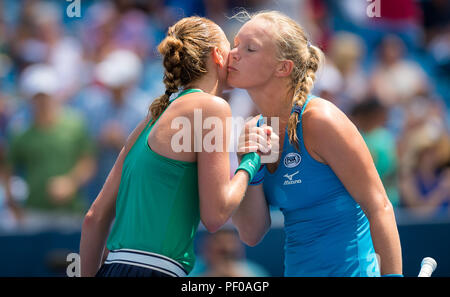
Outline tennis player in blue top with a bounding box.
[229,11,403,277]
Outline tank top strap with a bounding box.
[293,94,317,151]
[174,88,203,98]
[301,94,316,115]
[290,94,316,116]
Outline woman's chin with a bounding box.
[226,77,243,89]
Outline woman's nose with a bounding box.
[230,48,240,61]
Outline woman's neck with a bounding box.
[187,74,224,97]
[247,80,293,126]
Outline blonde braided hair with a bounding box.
[252,11,324,151]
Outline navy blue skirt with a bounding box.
[96,263,174,277]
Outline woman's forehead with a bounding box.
[235,17,274,43]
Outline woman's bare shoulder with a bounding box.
[182,92,232,117]
[302,97,350,128]
[302,97,358,151]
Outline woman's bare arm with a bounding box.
[80,116,150,276]
[196,96,269,233]
[232,183,271,246]
[304,99,402,275]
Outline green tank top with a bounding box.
[106,89,202,273]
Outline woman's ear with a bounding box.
[275,60,294,77]
[212,46,225,67]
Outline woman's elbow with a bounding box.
[238,229,264,247]
[234,219,268,247]
[82,208,106,231]
[201,215,227,233]
[82,209,97,231]
[200,199,233,233]
[241,234,260,247]
[365,195,396,221]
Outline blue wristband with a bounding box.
[381,274,404,277]
[249,164,265,185]
[238,115,265,184]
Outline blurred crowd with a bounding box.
[0,0,449,275]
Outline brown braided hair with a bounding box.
[149,16,224,125]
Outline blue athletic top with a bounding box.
[261,95,380,277]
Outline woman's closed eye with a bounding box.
[232,42,256,52]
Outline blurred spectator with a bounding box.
[163,0,206,19]
[70,49,148,202]
[397,96,448,161]
[316,32,367,113]
[0,13,15,94]
[9,1,84,100]
[427,29,450,79]
[81,2,156,63]
[113,9,154,58]
[303,0,333,52]
[314,60,343,105]
[399,133,450,217]
[0,98,8,199]
[420,0,450,81]
[190,229,270,277]
[144,0,187,45]
[350,97,399,207]
[203,0,228,28]
[2,64,96,222]
[396,94,450,217]
[369,35,429,107]
[335,0,422,49]
[420,0,450,45]
[79,1,120,63]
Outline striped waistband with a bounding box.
[105,249,187,277]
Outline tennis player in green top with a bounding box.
[79,16,270,277]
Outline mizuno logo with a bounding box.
[284,171,299,181]
[283,171,302,185]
